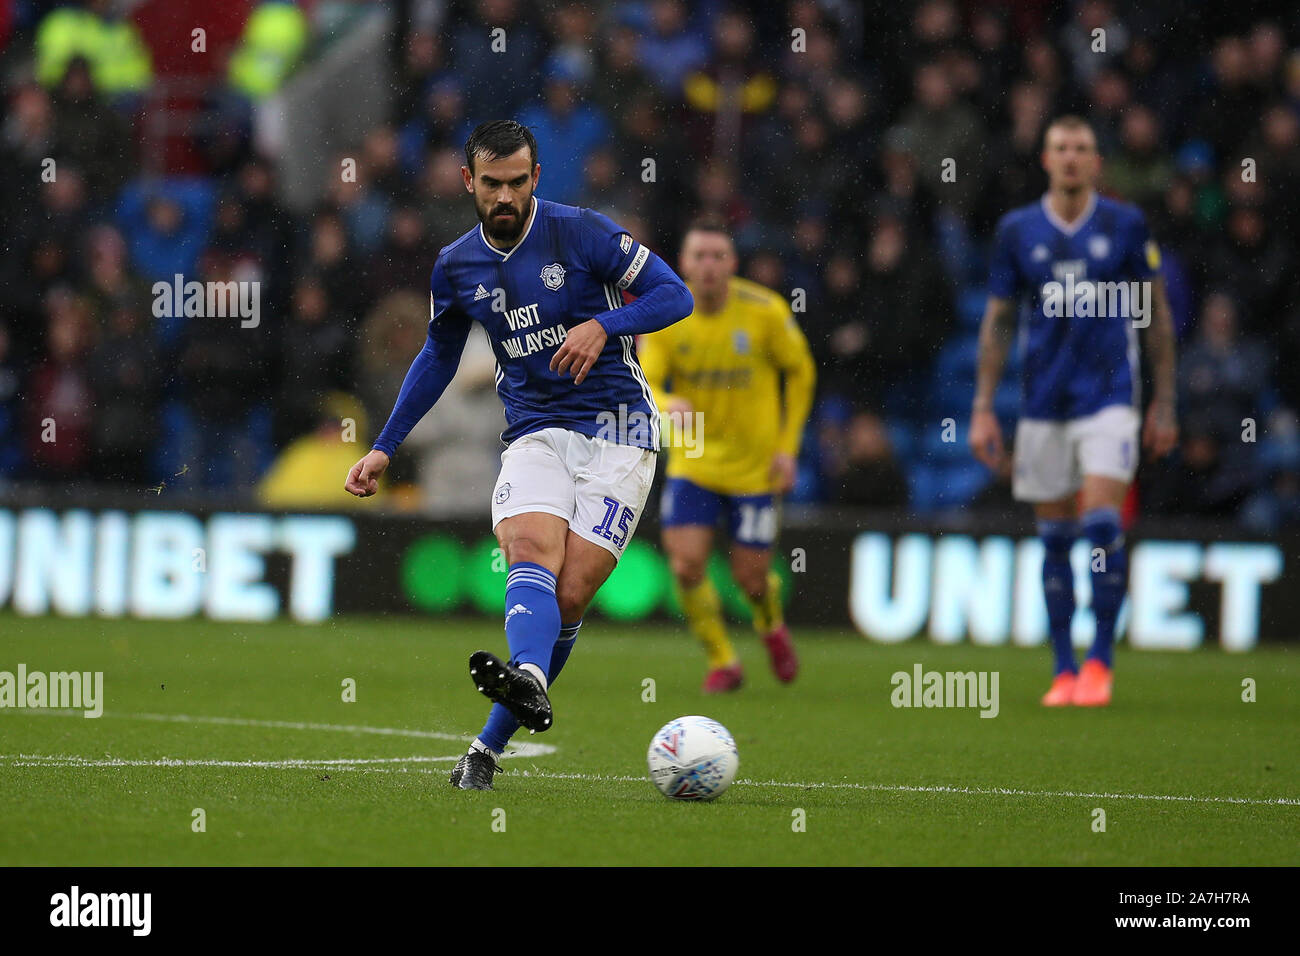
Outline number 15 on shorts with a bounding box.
[592,496,636,550]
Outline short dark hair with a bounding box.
[464,120,538,173]
[683,214,732,239]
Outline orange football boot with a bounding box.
[1041,671,1077,706]
[1072,659,1113,706]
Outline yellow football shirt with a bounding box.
[639,276,815,495]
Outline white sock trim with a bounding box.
[518,662,548,692]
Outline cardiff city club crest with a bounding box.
[540,262,566,291]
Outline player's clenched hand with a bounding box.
[770,452,797,495]
[1143,400,1178,460]
[550,319,607,385]
[345,449,390,498]
[969,409,1004,469]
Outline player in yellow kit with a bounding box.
[639,219,815,692]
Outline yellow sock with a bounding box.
[746,570,785,636]
[677,576,737,670]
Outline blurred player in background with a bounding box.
[346,121,693,788]
[969,115,1178,707]
[640,219,815,692]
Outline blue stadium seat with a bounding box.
[886,418,916,460]
[881,374,930,420]
[934,333,979,384]
[906,464,940,514]
[930,335,979,421]
[918,422,968,463]
[930,461,993,511]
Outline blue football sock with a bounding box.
[1082,507,1126,668]
[1039,519,1078,675]
[478,619,582,755]
[503,562,561,672]
[547,619,582,681]
[476,706,518,755]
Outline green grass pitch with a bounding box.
[1,613,1296,866]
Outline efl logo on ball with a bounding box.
[647,715,739,801]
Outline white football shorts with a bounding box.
[490,427,657,560]
[1012,404,1140,502]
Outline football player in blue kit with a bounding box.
[345,121,693,788]
[969,115,1178,707]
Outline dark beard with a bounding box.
[480,200,529,243]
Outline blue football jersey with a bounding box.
[988,193,1160,420]
[373,197,692,458]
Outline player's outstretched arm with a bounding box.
[969,296,1016,468]
[364,325,469,459]
[345,449,390,498]
[1141,277,1179,459]
[350,259,473,495]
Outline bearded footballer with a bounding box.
[345,120,693,788]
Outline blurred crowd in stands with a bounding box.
[0,0,1298,530]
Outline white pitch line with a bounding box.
[2,709,557,759]
[328,766,1300,807]
[7,713,1296,808]
[3,754,457,769]
[508,770,1300,808]
[6,756,1296,807]
[120,712,472,742]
